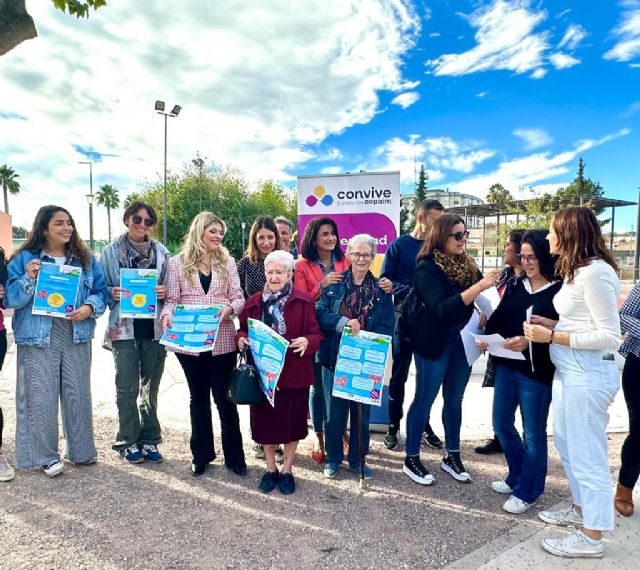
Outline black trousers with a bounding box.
[0,328,6,449]
[620,352,640,489]
[176,351,245,467]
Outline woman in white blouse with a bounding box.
[525,207,621,559]
[161,212,246,477]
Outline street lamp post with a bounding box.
[192,156,205,211]
[241,221,247,253]
[78,160,94,250]
[155,100,182,245]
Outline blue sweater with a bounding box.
[380,234,423,305]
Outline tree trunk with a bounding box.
[107,207,111,242]
[2,182,8,214]
[0,0,37,57]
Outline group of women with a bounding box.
[0,202,637,560]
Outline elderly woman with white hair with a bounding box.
[316,234,395,480]
[237,250,323,495]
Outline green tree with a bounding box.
[414,164,428,209]
[123,192,142,209]
[555,157,605,215]
[96,183,120,241]
[486,183,513,207]
[51,0,106,18]
[0,164,21,214]
[12,225,28,238]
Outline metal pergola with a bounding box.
[446,193,639,279]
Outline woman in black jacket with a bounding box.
[403,214,500,485]
[481,230,561,514]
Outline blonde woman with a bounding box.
[161,212,246,477]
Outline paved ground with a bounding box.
[0,317,638,569]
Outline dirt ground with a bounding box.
[0,384,627,570]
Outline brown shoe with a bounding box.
[615,483,634,517]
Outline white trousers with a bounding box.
[550,345,619,531]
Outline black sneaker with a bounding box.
[422,432,443,450]
[384,430,399,450]
[259,470,280,493]
[403,455,435,485]
[474,436,503,455]
[441,451,471,483]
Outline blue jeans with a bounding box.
[492,364,552,504]
[322,366,371,466]
[406,332,471,456]
[309,360,325,433]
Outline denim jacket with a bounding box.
[6,250,107,346]
[99,237,169,349]
[315,270,395,370]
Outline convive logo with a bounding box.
[305,185,334,207]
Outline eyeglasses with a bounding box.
[516,254,537,263]
[350,253,373,261]
[448,230,470,241]
[266,269,288,277]
[131,215,155,227]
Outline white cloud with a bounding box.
[558,24,586,49]
[549,52,580,69]
[0,1,420,238]
[320,166,343,175]
[315,148,344,161]
[447,128,631,199]
[477,91,488,97]
[604,1,640,62]
[391,91,420,108]
[531,68,548,79]
[368,135,494,183]
[426,0,550,76]
[429,32,441,37]
[622,101,640,117]
[513,128,553,150]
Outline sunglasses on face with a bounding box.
[516,254,537,263]
[449,230,470,241]
[131,215,155,227]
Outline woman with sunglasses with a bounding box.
[5,205,107,477]
[479,230,561,514]
[403,215,500,485]
[100,201,169,464]
[524,207,621,559]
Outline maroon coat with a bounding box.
[236,288,323,389]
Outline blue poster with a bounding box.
[247,318,290,407]
[333,327,392,407]
[160,304,222,353]
[32,262,82,318]
[119,268,158,319]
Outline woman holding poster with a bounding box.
[294,217,350,464]
[161,212,246,477]
[5,205,107,478]
[237,250,322,495]
[403,214,500,486]
[100,201,169,464]
[316,234,394,481]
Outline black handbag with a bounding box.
[227,347,265,405]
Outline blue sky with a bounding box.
[1,0,639,239]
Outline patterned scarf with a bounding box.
[117,233,156,270]
[339,270,376,328]
[431,249,476,287]
[262,281,292,335]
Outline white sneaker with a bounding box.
[252,443,265,459]
[0,452,16,482]
[538,505,583,527]
[503,495,533,514]
[542,530,604,558]
[491,480,512,494]
[43,459,64,478]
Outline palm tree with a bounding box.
[0,164,21,214]
[96,184,120,241]
[486,183,513,207]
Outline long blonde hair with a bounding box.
[179,212,230,286]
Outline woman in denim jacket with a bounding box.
[316,234,394,480]
[6,205,107,478]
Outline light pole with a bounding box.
[78,160,94,250]
[155,100,182,245]
[241,221,247,253]
[192,156,205,211]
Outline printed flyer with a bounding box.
[333,327,392,407]
[247,318,289,407]
[119,268,158,319]
[32,262,81,318]
[160,304,222,353]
